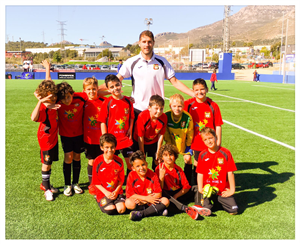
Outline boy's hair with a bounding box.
[149,94,165,107]
[83,77,98,89]
[100,133,117,148]
[139,30,155,42]
[158,144,179,161]
[169,94,184,106]
[104,74,121,88]
[129,150,146,166]
[200,127,217,138]
[35,80,57,98]
[56,82,75,101]
[193,78,208,89]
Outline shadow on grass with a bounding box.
[233,161,294,214]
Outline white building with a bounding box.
[154,45,184,55]
[25,47,61,53]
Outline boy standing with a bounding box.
[99,74,134,175]
[89,133,126,215]
[82,77,106,185]
[133,95,167,171]
[184,78,223,184]
[197,127,238,215]
[164,94,194,185]
[125,150,170,221]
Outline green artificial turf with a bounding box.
[5,78,295,239]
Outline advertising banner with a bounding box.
[58,73,76,80]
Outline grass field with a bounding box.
[5,78,295,239]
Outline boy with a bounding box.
[155,144,211,220]
[89,133,126,215]
[125,150,170,221]
[184,78,223,184]
[98,74,134,175]
[31,79,59,201]
[82,77,106,185]
[164,94,194,185]
[133,95,167,171]
[197,127,238,215]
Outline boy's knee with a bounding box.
[184,155,192,164]
[125,198,136,210]
[161,197,170,207]
[73,152,81,161]
[64,152,73,164]
[116,203,126,214]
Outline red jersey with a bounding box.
[90,154,124,201]
[57,92,88,137]
[134,110,167,145]
[126,169,162,198]
[98,96,134,150]
[184,97,223,151]
[83,96,106,145]
[34,103,58,151]
[155,163,191,191]
[210,73,217,82]
[196,147,237,195]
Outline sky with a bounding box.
[4,2,248,47]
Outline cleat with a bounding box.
[44,189,53,201]
[230,212,238,215]
[129,211,143,221]
[73,184,83,194]
[40,183,58,193]
[64,185,73,196]
[192,205,211,216]
[185,207,199,220]
[161,209,168,216]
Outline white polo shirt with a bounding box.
[119,52,175,111]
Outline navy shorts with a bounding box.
[84,143,103,160]
[40,142,59,165]
[116,146,134,159]
[194,150,201,162]
[132,139,158,158]
[97,194,126,213]
[60,135,84,154]
[201,193,238,214]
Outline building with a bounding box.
[5,51,32,60]
[25,47,61,54]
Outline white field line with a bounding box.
[223,120,295,151]
[252,85,295,91]
[209,92,295,113]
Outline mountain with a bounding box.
[154,5,295,47]
[49,40,74,46]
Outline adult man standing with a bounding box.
[117,60,123,73]
[116,30,194,118]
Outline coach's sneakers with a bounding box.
[44,189,53,201]
[73,184,83,194]
[192,205,211,216]
[129,211,143,221]
[185,207,199,220]
[64,185,73,196]
[40,183,59,193]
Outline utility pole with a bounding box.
[222,5,231,53]
[144,18,153,30]
[57,20,67,62]
[282,18,289,84]
[279,13,284,74]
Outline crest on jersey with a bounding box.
[155,128,161,134]
[100,198,107,206]
[75,103,80,107]
[205,112,211,118]
[124,108,129,114]
[217,158,224,165]
[181,121,186,128]
[147,188,153,194]
[153,64,159,70]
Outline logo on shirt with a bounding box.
[146,188,153,194]
[217,158,224,165]
[115,118,126,130]
[208,167,220,180]
[88,115,98,127]
[111,104,116,109]
[191,107,198,110]
[196,119,208,131]
[124,108,129,114]
[170,186,179,191]
[64,109,77,119]
[107,181,115,189]
[155,128,161,134]
[181,121,186,128]
[171,132,180,141]
[205,112,211,118]
[153,64,159,70]
[75,103,80,107]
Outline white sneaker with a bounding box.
[64,185,73,196]
[44,190,53,201]
[73,184,83,194]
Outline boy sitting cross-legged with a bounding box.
[89,133,126,215]
[125,150,170,221]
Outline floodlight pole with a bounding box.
[144,18,153,30]
[19,37,22,64]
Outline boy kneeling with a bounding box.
[125,150,170,221]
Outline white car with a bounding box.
[101,65,110,70]
[110,65,118,70]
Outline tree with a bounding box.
[260,47,270,58]
[52,51,62,63]
[212,53,219,62]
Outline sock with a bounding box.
[184,164,193,186]
[63,162,72,186]
[142,203,166,217]
[126,168,131,176]
[151,158,157,171]
[72,160,81,185]
[193,167,198,185]
[42,170,51,190]
[87,164,93,184]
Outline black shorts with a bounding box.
[132,139,158,158]
[116,146,134,159]
[194,150,202,162]
[40,142,59,165]
[201,193,238,214]
[97,194,126,213]
[84,143,103,160]
[60,135,84,154]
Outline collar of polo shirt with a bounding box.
[139,51,155,62]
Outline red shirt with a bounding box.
[83,97,106,145]
[184,97,223,151]
[210,73,217,82]
[98,96,134,150]
[155,163,191,191]
[57,92,88,137]
[134,110,167,145]
[34,103,58,151]
[90,154,125,201]
[196,147,237,195]
[126,169,162,198]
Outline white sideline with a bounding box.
[252,85,295,91]
[209,92,295,113]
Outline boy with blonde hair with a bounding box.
[164,94,194,185]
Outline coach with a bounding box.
[116,30,194,117]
